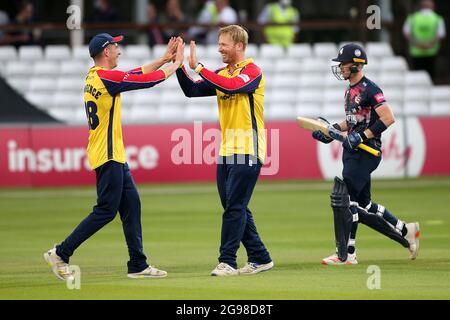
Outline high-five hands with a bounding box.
[189,40,198,70]
[158,37,184,77]
[173,37,185,68]
[163,37,178,64]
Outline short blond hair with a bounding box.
[218,25,248,49]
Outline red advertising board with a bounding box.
[418,118,450,175]
[1,118,449,187]
[0,121,319,187]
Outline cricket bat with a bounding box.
[296,116,380,157]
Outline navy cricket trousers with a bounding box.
[342,147,382,208]
[56,161,148,273]
[216,155,272,269]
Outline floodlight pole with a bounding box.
[380,0,393,42]
[135,0,148,44]
[70,0,84,47]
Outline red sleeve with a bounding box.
[97,69,166,96]
[198,63,262,94]
[127,67,144,74]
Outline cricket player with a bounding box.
[44,33,184,279]
[175,25,273,276]
[312,43,420,265]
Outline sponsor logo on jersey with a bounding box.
[374,93,385,103]
[237,74,250,83]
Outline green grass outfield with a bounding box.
[0,177,449,300]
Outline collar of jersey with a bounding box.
[349,75,366,88]
[90,65,107,71]
[228,58,254,71]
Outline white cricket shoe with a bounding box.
[44,247,71,281]
[127,266,167,278]
[321,252,358,265]
[405,222,420,260]
[211,262,238,276]
[239,261,274,275]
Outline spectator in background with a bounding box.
[403,0,446,80]
[7,0,37,47]
[189,0,237,44]
[91,0,120,23]
[258,0,300,48]
[147,2,165,47]
[161,0,187,42]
